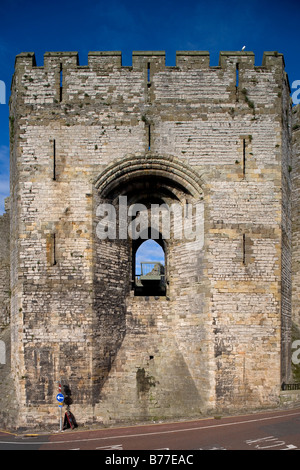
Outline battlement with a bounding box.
[11,50,287,110]
[14,50,284,70]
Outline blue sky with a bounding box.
[135,240,165,274]
[0,0,299,264]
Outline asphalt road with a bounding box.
[1,407,300,452]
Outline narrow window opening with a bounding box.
[243,138,246,177]
[242,233,246,265]
[134,239,165,296]
[53,233,57,266]
[148,124,151,151]
[147,62,151,83]
[236,63,239,88]
[53,139,56,181]
[59,64,63,102]
[236,63,239,102]
[185,202,189,218]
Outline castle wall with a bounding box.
[0,200,15,429]
[0,199,10,330]
[8,50,292,428]
[292,106,300,326]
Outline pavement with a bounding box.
[1,406,300,451]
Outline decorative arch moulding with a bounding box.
[94,155,205,199]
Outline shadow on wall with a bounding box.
[92,193,128,404]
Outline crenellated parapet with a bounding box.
[14,49,285,70]
[11,50,286,109]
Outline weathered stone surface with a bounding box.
[1,50,296,429]
[0,199,10,331]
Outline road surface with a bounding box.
[1,407,300,452]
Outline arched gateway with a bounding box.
[92,155,207,420]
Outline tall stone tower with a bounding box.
[292,106,300,339]
[8,50,292,428]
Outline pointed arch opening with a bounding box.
[134,239,166,296]
[94,155,204,301]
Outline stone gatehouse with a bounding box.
[0,49,299,429]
